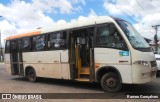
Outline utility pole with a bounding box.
[0,16,3,61]
[152,25,160,53]
[0,28,2,61]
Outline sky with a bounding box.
[0,0,160,44]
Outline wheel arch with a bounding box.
[24,65,35,77]
[95,66,122,83]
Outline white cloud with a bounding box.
[0,1,55,34]
[89,9,97,18]
[0,0,86,42]
[103,0,160,39]
[0,20,17,38]
[71,9,97,22]
[69,0,86,5]
[134,23,154,39]
[56,20,67,25]
[32,0,85,14]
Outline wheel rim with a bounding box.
[28,71,35,81]
[105,77,117,88]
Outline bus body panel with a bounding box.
[131,49,157,83]
[23,50,70,79]
[131,64,156,84]
[4,54,11,74]
[94,48,132,83]
[41,16,115,34]
[60,50,71,79]
[132,49,155,61]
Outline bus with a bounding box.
[4,16,157,92]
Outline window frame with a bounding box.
[94,23,128,51]
[31,34,47,52]
[22,37,31,52]
[47,31,67,50]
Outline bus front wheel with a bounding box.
[27,68,37,82]
[101,72,122,92]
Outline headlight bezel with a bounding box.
[134,61,149,66]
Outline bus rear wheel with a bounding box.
[27,68,37,82]
[101,72,122,92]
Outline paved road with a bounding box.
[0,64,160,102]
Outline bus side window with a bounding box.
[5,41,10,53]
[48,32,66,50]
[96,23,127,50]
[22,37,31,52]
[32,35,46,51]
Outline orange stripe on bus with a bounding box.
[5,31,41,40]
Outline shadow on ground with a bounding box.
[11,77,160,93]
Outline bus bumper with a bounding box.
[131,64,157,84]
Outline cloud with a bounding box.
[32,0,85,14]
[89,9,97,18]
[56,20,67,25]
[71,9,97,22]
[0,0,86,41]
[103,0,160,39]
[69,0,86,5]
[0,0,55,35]
[0,20,17,37]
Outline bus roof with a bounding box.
[5,31,41,40]
[41,16,115,34]
[5,16,116,40]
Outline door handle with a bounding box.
[54,61,59,63]
[38,61,42,62]
[119,60,128,63]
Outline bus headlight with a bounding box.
[134,61,149,66]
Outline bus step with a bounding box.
[79,72,89,75]
[75,78,90,82]
[80,74,89,78]
[80,67,89,74]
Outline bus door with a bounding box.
[10,40,24,76]
[88,28,95,82]
[69,27,95,81]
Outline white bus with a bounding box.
[5,16,157,92]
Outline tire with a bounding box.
[101,73,122,92]
[27,68,37,82]
[156,70,160,77]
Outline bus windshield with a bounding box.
[117,20,150,49]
